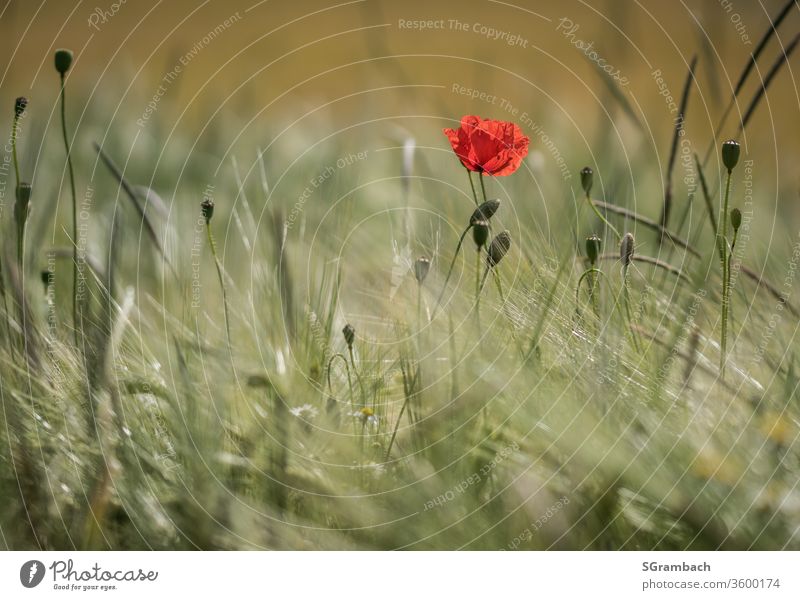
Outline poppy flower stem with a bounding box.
[11,110,22,193]
[5,106,25,344]
[719,170,733,376]
[205,221,233,354]
[432,224,471,318]
[465,168,480,207]
[475,249,481,327]
[588,191,621,241]
[59,72,80,348]
[327,352,357,435]
[620,265,642,353]
[575,268,607,319]
[479,174,488,203]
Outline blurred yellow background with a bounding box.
[1,0,798,223]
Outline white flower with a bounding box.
[290,404,318,419]
[350,407,379,427]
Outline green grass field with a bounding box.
[1,1,799,551]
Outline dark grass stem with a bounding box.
[700,0,795,165]
[592,200,696,257]
[695,153,718,238]
[738,33,800,135]
[661,55,697,233]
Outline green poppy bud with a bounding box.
[469,199,500,225]
[586,234,601,265]
[730,208,742,232]
[414,257,430,284]
[15,182,32,223]
[54,49,74,75]
[472,219,489,249]
[201,197,214,223]
[486,230,512,267]
[721,139,740,171]
[342,323,355,349]
[620,232,635,267]
[580,166,593,195]
[14,97,27,117]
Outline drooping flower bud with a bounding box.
[469,199,500,225]
[730,208,742,232]
[414,257,430,284]
[54,49,74,75]
[472,219,489,249]
[342,323,355,349]
[486,231,512,267]
[14,97,27,117]
[201,197,214,224]
[580,166,593,195]
[41,270,52,293]
[721,139,740,172]
[620,232,635,267]
[586,235,601,266]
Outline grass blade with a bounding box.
[93,142,178,280]
[661,55,697,232]
[738,33,800,133]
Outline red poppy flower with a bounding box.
[443,115,530,176]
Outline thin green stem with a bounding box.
[327,353,356,436]
[479,174,488,203]
[347,345,366,408]
[719,169,733,375]
[621,266,641,353]
[432,224,471,318]
[475,249,481,330]
[60,73,80,348]
[466,168,479,207]
[588,192,620,241]
[575,267,607,318]
[11,113,21,191]
[205,222,232,354]
[3,114,23,346]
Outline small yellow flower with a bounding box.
[758,411,794,446]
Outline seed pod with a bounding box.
[342,323,355,349]
[580,166,593,195]
[486,230,512,267]
[201,197,214,223]
[721,139,740,171]
[469,199,500,225]
[620,232,635,267]
[54,49,74,75]
[730,208,742,232]
[472,219,489,249]
[585,235,601,266]
[414,257,430,284]
[14,97,27,117]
